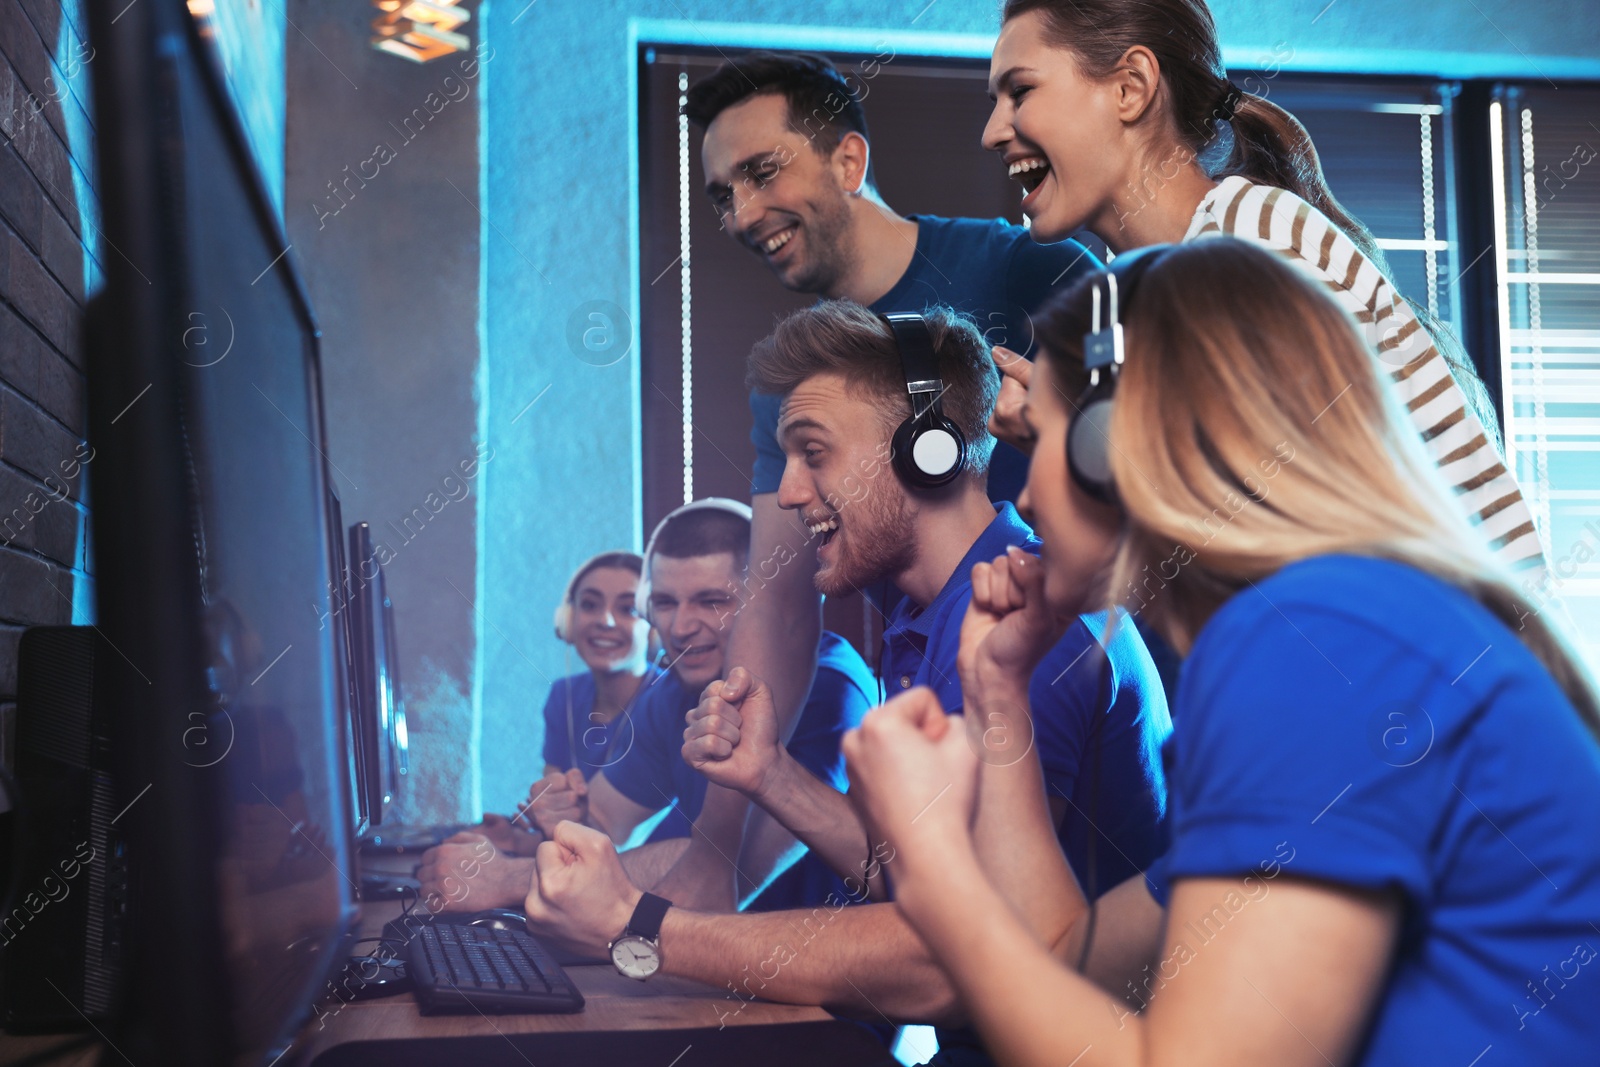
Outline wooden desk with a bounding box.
[295,897,898,1067]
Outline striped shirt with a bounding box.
[1186,176,1548,576]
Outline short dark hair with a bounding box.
[685,51,872,164]
[746,302,999,476]
[649,508,750,573]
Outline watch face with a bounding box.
[610,934,661,979]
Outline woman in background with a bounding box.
[983,0,1547,580]
[477,551,659,856]
[845,239,1600,1066]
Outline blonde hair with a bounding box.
[1036,238,1599,737]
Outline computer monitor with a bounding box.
[86,2,360,1063]
[330,493,372,837]
[375,548,410,814]
[346,522,393,827]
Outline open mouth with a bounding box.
[759,224,798,257]
[808,515,839,553]
[671,642,717,665]
[1008,156,1051,201]
[586,635,626,653]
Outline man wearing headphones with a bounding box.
[647,51,1116,909]
[521,306,1169,1060]
[419,499,876,913]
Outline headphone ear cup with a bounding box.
[892,413,968,491]
[553,602,572,643]
[1067,388,1118,504]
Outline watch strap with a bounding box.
[626,892,673,941]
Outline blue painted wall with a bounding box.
[475,0,1600,816]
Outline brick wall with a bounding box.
[0,0,97,782]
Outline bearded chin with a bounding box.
[813,499,917,598]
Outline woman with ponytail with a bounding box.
[843,239,1600,1067]
[982,0,1548,582]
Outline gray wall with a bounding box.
[474,0,1600,818]
[285,1,484,823]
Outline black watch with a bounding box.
[609,892,672,980]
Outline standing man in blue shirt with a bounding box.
[522,304,1168,1062]
[649,49,1107,910]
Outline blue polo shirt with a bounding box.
[539,666,665,777]
[1145,555,1600,1065]
[604,632,876,911]
[749,216,1099,505]
[880,502,1171,895]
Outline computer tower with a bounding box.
[1,626,124,1031]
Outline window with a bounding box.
[1491,85,1600,667]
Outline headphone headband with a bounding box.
[641,497,753,573]
[882,313,943,421]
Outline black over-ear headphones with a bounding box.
[1066,245,1174,504]
[881,312,968,491]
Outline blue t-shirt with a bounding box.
[604,632,876,911]
[1148,555,1600,1065]
[539,666,665,778]
[880,502,1171,895]
[749,216,1099,504]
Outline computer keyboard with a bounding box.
[407,921,586,1015]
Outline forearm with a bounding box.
[967,677,1084,944]
[658,901,964,1027]
[729,497,822,738]
[897,848,1146,1067]
[649,827,738,912]
[753,753,889,901]
[618,837,691,889]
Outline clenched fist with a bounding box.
[681,667,785,799]
[526,768,588,838]
[523,821,642,958]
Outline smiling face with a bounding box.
[568,565,649,674]
[701,93,859,294]
[983,10,1130,243]
[647,553,742,691]
[1015,350,1123,616]
[776,371,915,597]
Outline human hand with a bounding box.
[988,347,1035,455]
[475,812,542,857]
[681,668,786,799]
[842,688,978,888]
[523,821,643,957]
[958,546,1065,696]
[527,768,588,838]
[416,833,536,912]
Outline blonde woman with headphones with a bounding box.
[844,240,1600,1067]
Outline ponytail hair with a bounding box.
[1002,0,1506,452]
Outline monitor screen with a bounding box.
[345,519,411,826]
[347,523,385,827]
[87,3,359,1063]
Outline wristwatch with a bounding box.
[609,892,672,980]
